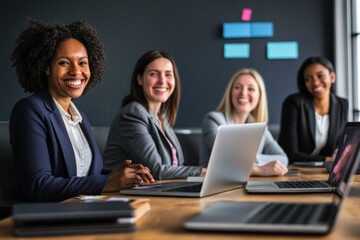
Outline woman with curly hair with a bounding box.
[9,19,154,202]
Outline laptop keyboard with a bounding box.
[162,183,203,193]
[274,180,329,188]
[248,203,330,224]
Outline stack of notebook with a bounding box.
[13,200,147,236]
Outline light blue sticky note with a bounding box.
[223,23,251,38]
[224,43,250,58]
[267,42,298,59]
[251,22,273,37]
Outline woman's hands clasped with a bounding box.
[103,160,155,192]
[251,160,288,177]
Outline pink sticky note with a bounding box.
[241,8,252,21]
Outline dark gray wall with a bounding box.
[0,0,333,127]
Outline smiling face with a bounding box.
[137,58,175,113]
[47,38,90,107]
[231,74,260,117]
[303,63,335,100]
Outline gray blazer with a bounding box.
[103,101,202,180]
[200,111,288,167]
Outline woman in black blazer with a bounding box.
[278,57,348,163]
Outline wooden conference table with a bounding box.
[1,167,360,240]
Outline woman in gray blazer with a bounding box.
[103,50,205,180]
[200,69,288,176]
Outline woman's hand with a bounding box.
[102,160,155,192]
[250,160,288,177]
[130,163,155,185]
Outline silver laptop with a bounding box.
[120,123,266,197]
[184,147,360,234]
[246,122,360,193]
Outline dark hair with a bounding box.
[297,56,335,95]
[123,50,180,126]
[12,18,105,93]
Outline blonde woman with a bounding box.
[200,69,288,176]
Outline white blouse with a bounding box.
[311,111,330,156]
[53,98,92,177]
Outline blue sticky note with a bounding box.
[224,43,250,58]
[267,42,298,59]
[251,22,273,37]
[223,23,251,38]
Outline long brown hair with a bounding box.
[122,50,180,126]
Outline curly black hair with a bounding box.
[12,18,105,93]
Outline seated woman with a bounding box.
[278,57,348,163]
[103,50,206,179]
[200,69,288,176]
[9,19,153,202]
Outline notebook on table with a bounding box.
[120,123,266,197]
[184,147,360,235]
[13,201,136,236]
[246,122,360,193]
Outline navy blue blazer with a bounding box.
[278,92,348,163]
[9,90,108,202]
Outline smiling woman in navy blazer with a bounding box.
[278,57,348,163]
[9,19,153,202]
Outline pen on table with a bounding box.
[76,195,107,200]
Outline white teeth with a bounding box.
[314,87,323,92]
[155,88,167,92]
[66,80,82,86]
[238,98,249,103]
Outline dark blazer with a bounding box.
[9,90,108,202]
[103,101,202,180]
[278,93,348,163]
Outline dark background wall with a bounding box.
[0,0,333,127]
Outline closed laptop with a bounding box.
[13,201,135,236]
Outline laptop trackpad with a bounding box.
[131,182,195,192]
[246,181,276,188]
[198,201,267,223]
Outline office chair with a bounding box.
[0,121,19,201]
[91,126,110,158]
[0,121,19,219]
[174,128,202,166]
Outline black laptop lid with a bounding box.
[328,122,360,187]
[13,201,133,223]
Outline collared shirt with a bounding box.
[53,98,92,177]
[311,112,330,156]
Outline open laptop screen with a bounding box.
[329,138,360,232]
[328,122,360,189]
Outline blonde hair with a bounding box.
[216,68,268,123]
